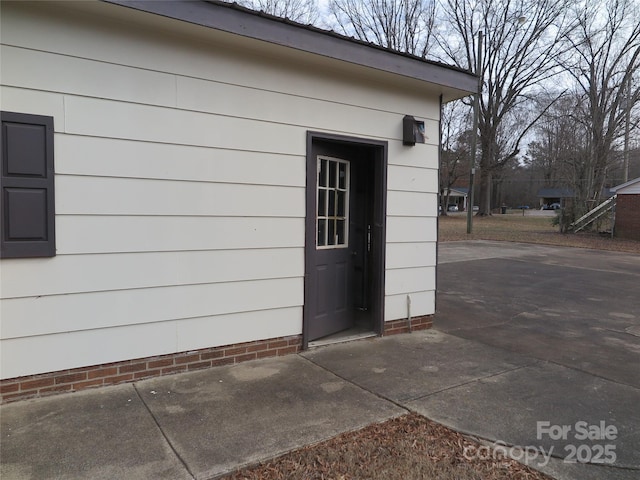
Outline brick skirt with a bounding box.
[1,315,432,404]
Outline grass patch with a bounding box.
[439,212,640,254]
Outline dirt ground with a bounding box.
[222,214,638,480]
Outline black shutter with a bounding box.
[1,111,55,258]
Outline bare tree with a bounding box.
[439,0,573,215]
[563,0,640,211]
[526,93,589,186]
[440,101,472,214]
[327,0,437,56]
[235,0,320,24]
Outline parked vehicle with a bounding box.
[447,205,459,212]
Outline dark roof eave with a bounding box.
[536,188,575,198]
[101,0,476,97]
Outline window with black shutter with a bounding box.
[1,111,55,258]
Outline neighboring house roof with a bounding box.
[444,187,468,197]
[537,188,575,198]
[102,0,476,101]
[611,177,640,194]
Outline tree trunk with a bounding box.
[477,168,492,215]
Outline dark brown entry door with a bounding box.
[309,156,354,340]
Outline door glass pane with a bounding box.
[328,190,336,216]
[329,161,337,188]
[328,220,336,245]
[318,189,326,216]
[337,219,345,244]
[317,219,326,246]
[317,156,349,249]
[339,163,347,189]
[319,159,327,187]
[337,191,345,217]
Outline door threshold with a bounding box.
[308,330,377,348]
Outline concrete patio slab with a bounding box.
[1,240,638,480]
[534,455,640,480]
[0,384,190,480]
[302,329,536,403]
[135,355,405,480]
[406,361,640,470]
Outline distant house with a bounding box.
[536,187,575,209]
[611,177,640,241]
[0,0,475,401]
[442,187,468,211]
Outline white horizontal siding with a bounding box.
[386,243,436,270]
[385,267,436,296]
[55,216,305,254]
[1,307,302,379]
[387,165,439,194]
[175,306,302,352]
[1,248,304,299]
[387,143,439,170]
[55,135,306,186]
[56,176,305,217]
[0,1,443,378]
[0,58,439,157]
[1,318,177,379]
[59,91,432,153]
[177,76,439,145]
[0,3,440,121]
[64,96,306,154]
[385,290,435,321]
[385,159,437,314]
[2,277,303,339]
[0,86,66,130]
[387,191,438,217]
[0,45,178,108]
[386,217,438,243]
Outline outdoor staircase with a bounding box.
[569,195,617,233]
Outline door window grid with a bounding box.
[317,157,349,248]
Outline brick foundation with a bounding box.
[383,315,433,336]
[0,335,302,404]
[615,194,640,241]
[1,315,434,404]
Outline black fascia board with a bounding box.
[101,0,476,96]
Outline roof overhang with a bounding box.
[611,177,640,193]
[102,0,476,102]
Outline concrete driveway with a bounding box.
[432,240,640,479]
[1,240,638,480]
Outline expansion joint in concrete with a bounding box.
[298,354,411,414]
[133,383,196,480]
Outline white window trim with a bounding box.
[316,155,350,249]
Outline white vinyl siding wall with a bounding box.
[0,2,440,378]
